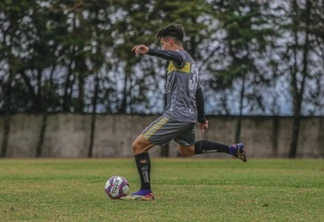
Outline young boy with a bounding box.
[121,24,247,201]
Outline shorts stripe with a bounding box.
[143,117,169,140]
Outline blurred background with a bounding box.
[0,0,323,158]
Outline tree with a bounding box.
[0,0,35,157]
[277,0,318,157]
[207,0,278,142]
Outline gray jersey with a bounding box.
[163,50,200,123]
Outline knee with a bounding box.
[132,140,141,155]
[178,146,195,157]
[132,136,153,155]
[178,150,191,157]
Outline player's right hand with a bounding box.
[131,45,149,55]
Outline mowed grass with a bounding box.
[0,158,323,222]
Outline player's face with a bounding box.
[160,38,174,50]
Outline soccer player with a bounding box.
[121,24,246,201]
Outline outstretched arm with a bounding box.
[147,49,183,66]
[132,45,183,66]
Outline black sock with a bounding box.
[135,152,151,190]
[194,140,230,155]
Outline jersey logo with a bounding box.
[167,62,191,74]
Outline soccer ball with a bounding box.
[104,176,130,199]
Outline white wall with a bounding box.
[0,114,323,158]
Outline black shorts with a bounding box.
[142,116,196,146]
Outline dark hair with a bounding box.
[156,24,185,43]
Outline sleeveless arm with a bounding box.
[196,87,206,124]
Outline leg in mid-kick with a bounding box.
[177,141,247,162]
[174,123,247,162]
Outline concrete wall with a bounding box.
[0,114,323,158]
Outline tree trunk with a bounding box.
[35,66,55,157]
[289,116,301,158]
[0,65,13,158]
[318,118,324,158]
[77,71,85,113]
[63,48,75,112]
[76,58,86,113]
[119,71,129,113]
[36,111,48,157]
[271,116,280,157]
[0,111,11,158]
[88,73,99,158]
[235,76,245,143]
[289,0,311,158]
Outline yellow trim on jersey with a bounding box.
[167,62,191,74]
[143,117,169,140]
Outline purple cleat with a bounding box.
[229,143,247,162]
[120,190,155,201]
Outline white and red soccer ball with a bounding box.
[104,176,130,199]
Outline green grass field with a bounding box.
[0,158,323,222]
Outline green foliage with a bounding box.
[0,159,323,221]
[0,0,323,116]
[206,0,279,115]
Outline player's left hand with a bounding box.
[131,45,149,55]
[198,120,209,132]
